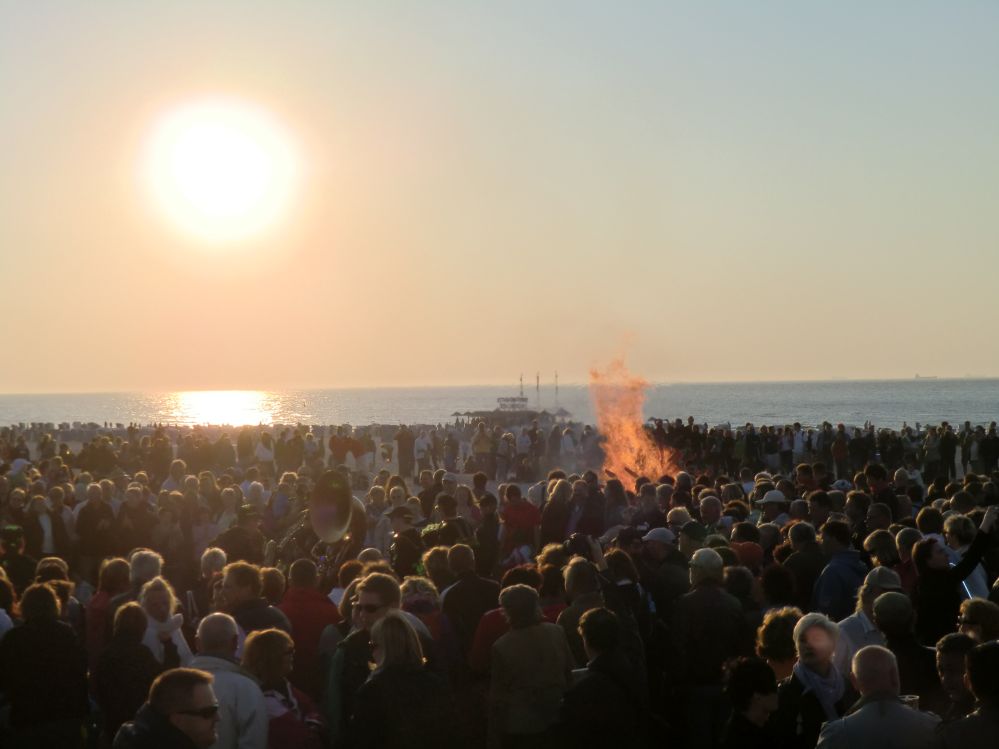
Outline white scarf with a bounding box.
[149,612,184,636]
[143,613,192,665]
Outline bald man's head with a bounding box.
[852,645,900,697]
[197,612,238,656]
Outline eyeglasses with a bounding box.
[354,603,385,614]
[177,704,219,720]
[957,617,976,627]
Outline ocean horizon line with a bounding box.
[2,375,999,398]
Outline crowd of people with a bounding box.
[0,416,998,748]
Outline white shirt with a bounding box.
[516,434,532,455]
[55,505,75,542]
[161,476,185,492]
[955,544,990,600]
[72,499,90,521]
[38,512,55,554]
[188,654,268,749]
[0,609,13,642]
[834,610,884,676]
[217,509,237,532]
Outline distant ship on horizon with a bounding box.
[914,374,938,380]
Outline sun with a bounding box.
[144,97,299,244]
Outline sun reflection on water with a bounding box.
[167,390,276,425]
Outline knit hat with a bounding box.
[730,541,764,570]
[873,591,913,631]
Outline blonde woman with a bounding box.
[347,612,457,749]
[400,576,460,672]
[216,487,239,532]
[138,576,193,666]
[540,478,572,546]
[454,484,482,529]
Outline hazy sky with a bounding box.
[2,2,998,393]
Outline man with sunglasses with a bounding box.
[322,572,401,747]
[113,667,220,748]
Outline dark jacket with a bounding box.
[915,529,991,646]
[94,636,163,739]
[812,549,868,621]
[773,669,858,749]
[540,500,570,546]
[640,551,690,625]
[106,584,143,638]
[1,551,38,594]
[23,509,72,559]
[441,570,500,656]
[390,528,424,578]
[671,582,752,687]
[721,711,775,749]
[76,499,117,558]
[211,525,265,565]
[0,617,89,730]
[418,484,444,520]
[558,650,646,747]
[115,501,156,554]
[630,506,666,531]
[934,703,999,749]
[346,664,459,749]
[884,634,939,704]
[232,597,292,636]
[873,486,901,523]
[113,703,201,749]
[422,517,475,548]
[783,541,827,609]
[322,628,373,746]
[474,513,500,577]
[557,591,606,667]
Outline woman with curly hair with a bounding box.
[755,606,802,681]
[400,575,460,675]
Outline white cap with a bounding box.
[642,527,677,545]
[759,489,788,505]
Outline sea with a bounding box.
[1,379,998,430]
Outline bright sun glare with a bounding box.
[145,98,299,244]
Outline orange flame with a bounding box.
[589,358,681,489]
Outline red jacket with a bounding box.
[467,602,565,674]
[85,591,112,676]
[278,587,342,698]
[264,682,324,749]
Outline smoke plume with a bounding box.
[589,358,680,489]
